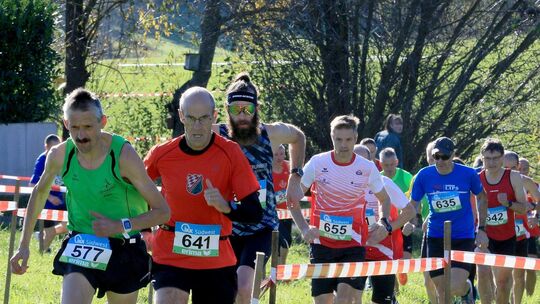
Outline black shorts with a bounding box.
[230,228,272,268]
[528,237,539,257]
[152,262,237,304]
[358,271,395,303]
[426,237,475,278]
[402,233,413,253]
[53,232,151,298]
[310,244,366,297]
[278,219,293,249]
[515,238,528,257]
[488,236,516,256]
[43,220,59,229]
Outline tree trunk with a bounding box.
[169,0,223,138]
[63,0,90,139]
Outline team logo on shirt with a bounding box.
[356,170,363,175]
[322,168,329,172]
[186,174,203,195]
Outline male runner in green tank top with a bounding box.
[11,88,170,304]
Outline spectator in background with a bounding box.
[375,114,404,168]
[29,134,67,252]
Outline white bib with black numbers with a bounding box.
[431,191,462,213]
[173,222,221,257]
[319,213,353,241]
[59,234,112,271]
[515,219,526,237]
[486,206,508,226]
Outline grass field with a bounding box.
[2,228,540,303]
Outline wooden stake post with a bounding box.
[251,252,266,304]
[4,180,21,304]
[443,221,452,304]
[269,230,279,304]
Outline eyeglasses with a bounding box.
[482,155,502,162]
[228,104,256,116]
[185,114,212,125]
[433,153,451,161]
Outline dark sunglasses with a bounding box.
[433,153,451,161]
[228,104,256,116]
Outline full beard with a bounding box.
[229,113,260,146]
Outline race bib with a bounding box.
[258,180,267,209]
[173,222,221,257]
[319,213,353,241]
[431,192,462,213]
[365,208,377,226]
[515,219,526,237]
[59,234,112,271]
[275,189,286,205]
[486,206,508,226]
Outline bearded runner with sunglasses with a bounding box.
[212,72,306,304]
[410,137,488,304]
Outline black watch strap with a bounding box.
[381,217,392,234]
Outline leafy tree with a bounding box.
[0,0,60,123]
[245,0,540,170]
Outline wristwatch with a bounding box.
[380,217,393,235]
[121,218,132,239]
[291,168,304,177]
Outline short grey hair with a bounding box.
[379,147,397,160]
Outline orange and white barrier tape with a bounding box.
[0,184,66,194]
[277,258,446,280]
[0,175,31,181]
[0,201,18,212]
[16,208,68,222]
[0,185,33,194]
[451,250,540,271]
[99,92,173,98]
[277,208,311,220]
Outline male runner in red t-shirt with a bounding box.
[144,87,263,304]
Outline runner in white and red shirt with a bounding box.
[356,175,415,304]
[287,114,396,304]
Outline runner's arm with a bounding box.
[288,180,310,232]
[390,203,416,232]
[522,175,540,202]
[10,145,64,275]
[506,171,530,214]
[475,190,489,247]
[266,122,306,175]
[225,192,263,223]
[118,144,170,231]
[19,146,64,248]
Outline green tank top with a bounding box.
[61,134,148,238]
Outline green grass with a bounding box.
[2,228,540,303]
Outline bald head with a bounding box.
[353,144,371,160]
[179,86,215,114]
[519,158,530,176]
[503,150,519,170]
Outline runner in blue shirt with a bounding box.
[410,137,488,304]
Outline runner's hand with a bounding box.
[91,211,123,237]
[497,193,509,207]
[204,179,230,213]
[402,222,415,236]
[475,229,488,249]
[301,226,320,244]
[10,247,30,275]
[366,223,388,246]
